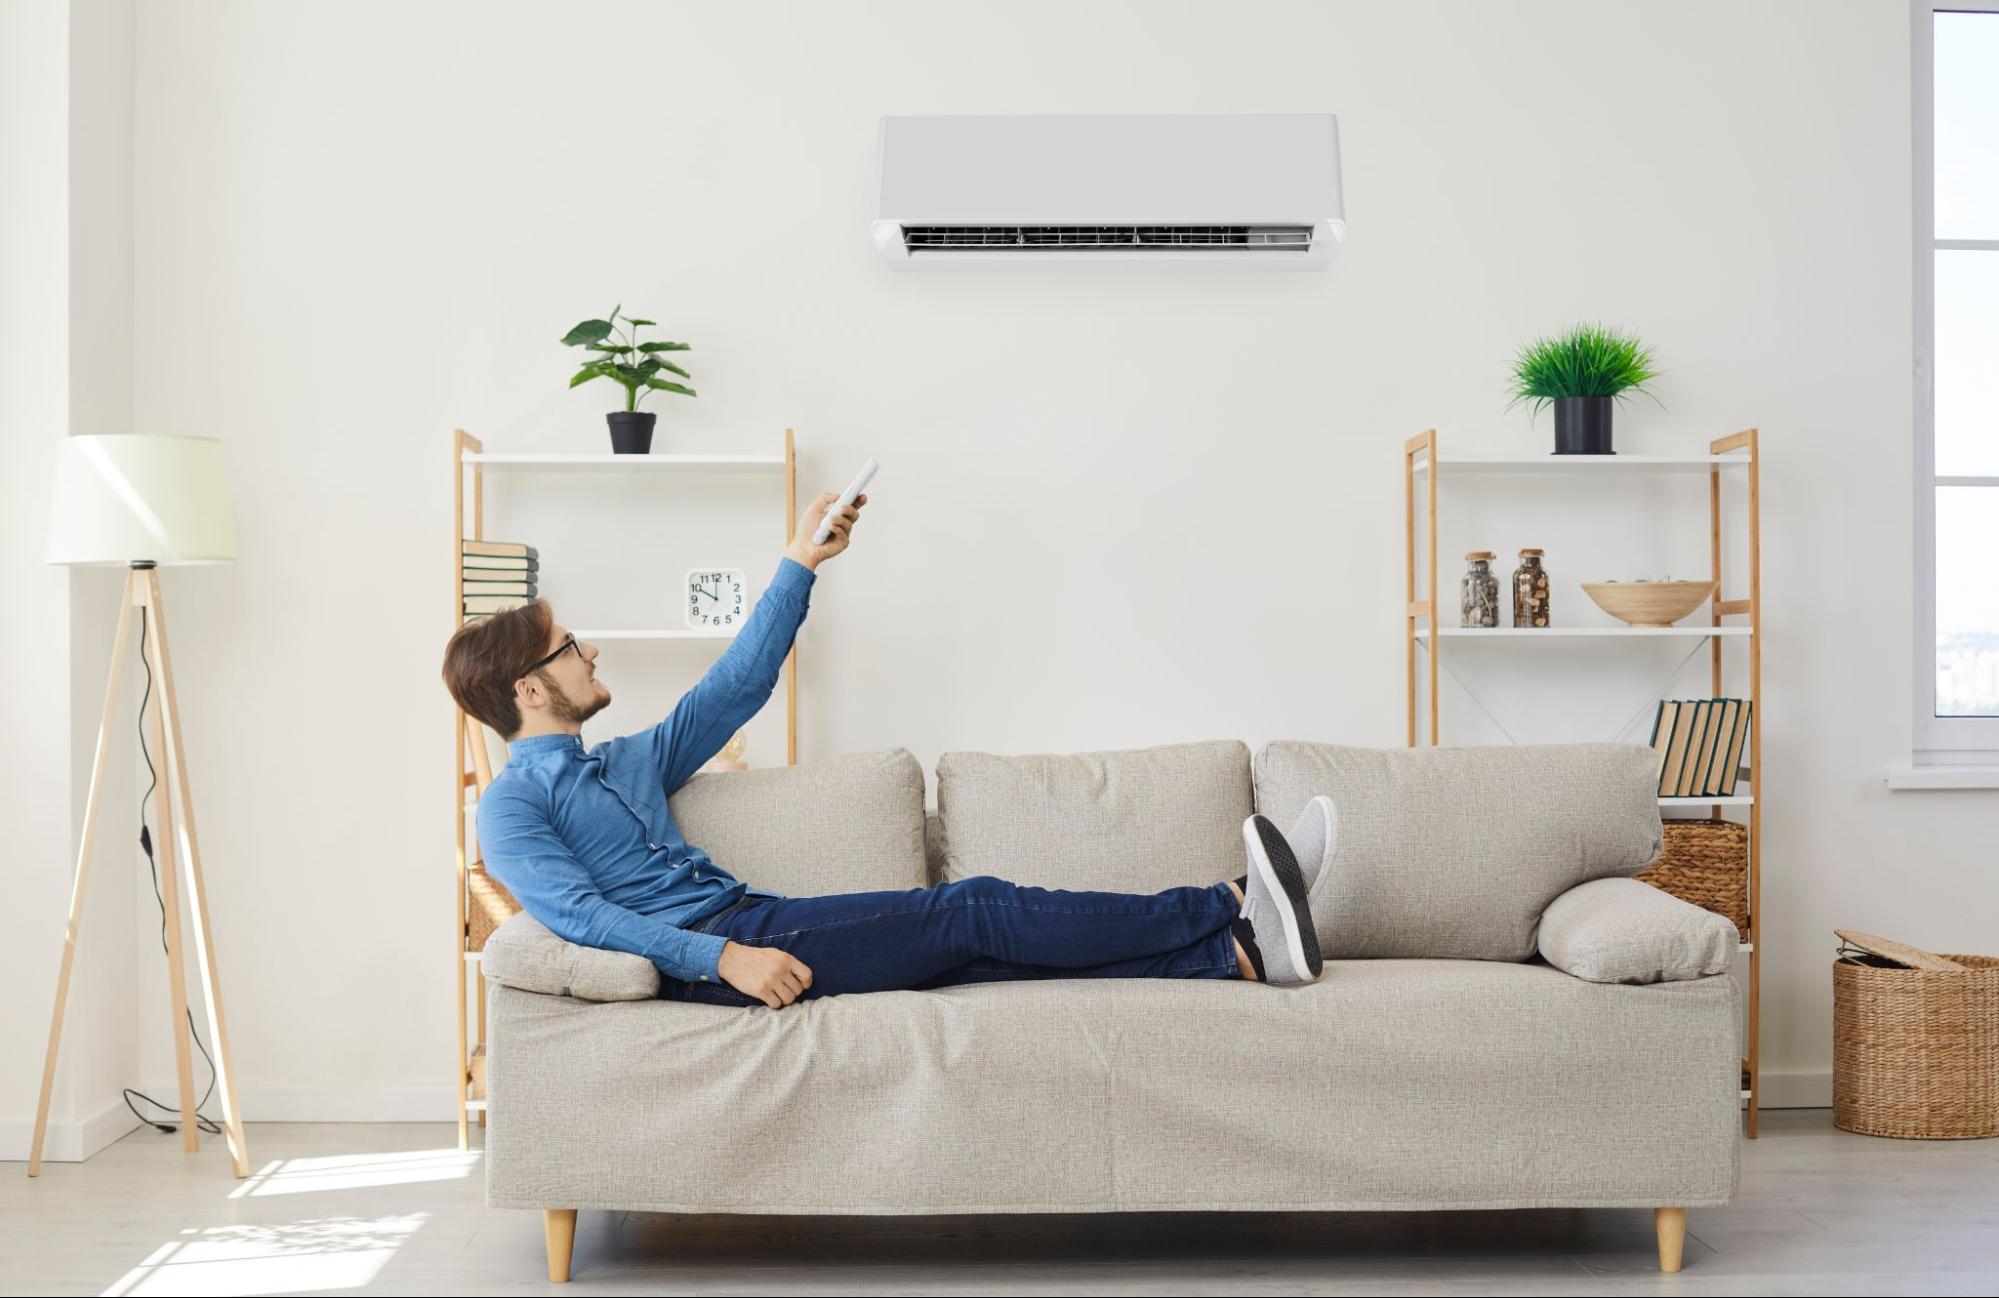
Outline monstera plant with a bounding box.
[561,306,696,454]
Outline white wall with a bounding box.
[7,0,1990,1130]
[2,0,145,1162]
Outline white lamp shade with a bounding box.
[45,434,237,567]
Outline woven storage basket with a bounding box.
[1833,931,1999,1140]
[466,866,522,951]
[1636,818,1749,940]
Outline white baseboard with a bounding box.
[0,1098,142,1163]
[128,1082,462,1124]
[1757,1070,1832,1109]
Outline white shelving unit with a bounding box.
[1416,626,1754,639]
[1404,429,1764,1136]
[450,428,800,1151]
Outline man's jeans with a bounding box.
[661,875,1243,1006]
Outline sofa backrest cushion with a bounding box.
[1253,741,1664,961]
[669,747,927,896]
[482,911,659,1002]
[936,740,1253,892]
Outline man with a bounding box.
[441,489,1328,1010]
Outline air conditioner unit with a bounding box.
[873,114,1343,270]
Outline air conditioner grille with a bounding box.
[901,224,1313,252]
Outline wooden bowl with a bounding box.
[1581,579,1717,628]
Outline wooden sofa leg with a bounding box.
[1655,1207,1686,1273]
[545,1208,577,1283]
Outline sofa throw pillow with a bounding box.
[669,747,927,896]
[1538,877,1738,984]
[1253,742,1664,961]
[481,912,659,1002]
[937,740,1253,892]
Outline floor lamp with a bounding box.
[29,434,249,1178]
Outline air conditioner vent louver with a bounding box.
[900,224,1315,252]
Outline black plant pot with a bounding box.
[1552,396,1614,455]
[606,411,657,454]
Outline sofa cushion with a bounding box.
[1539,877,1739,984]
[935,740,1253,891]
[1253,742,1664,961]
[669,747,927,895]
[485,959,1740,1214]
[482,912,659,1002]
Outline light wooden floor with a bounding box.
[4,1110,1996,1296]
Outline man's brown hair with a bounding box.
[441,598,555,740]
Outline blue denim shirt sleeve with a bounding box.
[650,556,815,794]
[479,788,729,983]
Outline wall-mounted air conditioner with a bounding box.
[873,114,1343,270]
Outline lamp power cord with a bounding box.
[121,603,222,1138]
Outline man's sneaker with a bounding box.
[1235,813,1324,984]
[1233,795,1337,897]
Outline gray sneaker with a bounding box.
[1237,813,1324,984]
[1233,796,1337,897]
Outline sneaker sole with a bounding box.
[1248,814,1324,978]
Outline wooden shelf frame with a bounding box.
[450,427,799,1149]
[1403,428,1763,1138]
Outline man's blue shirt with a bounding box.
[475,557,813,984]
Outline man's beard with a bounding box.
[538,671,609,727]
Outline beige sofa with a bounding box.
[481,740,1742,1281]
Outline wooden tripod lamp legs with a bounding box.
[27,567,249,1178]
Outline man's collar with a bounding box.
[506,732,584,757]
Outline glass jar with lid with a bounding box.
[1461,551,1499,627]
[1513,549,1551,627]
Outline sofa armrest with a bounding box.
[481,912,661,1002]
[1537,878,1738,985]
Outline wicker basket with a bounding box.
[1636,818,1749,940]
[1833,932,1999,1140]
[466,866,522,951]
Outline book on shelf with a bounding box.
[462,554,537,574]
[462,577,537,596]
[1649,698,1753,797]
[463,540,537,560]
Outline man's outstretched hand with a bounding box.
[784,491,867,571]
[717,941,814,1009]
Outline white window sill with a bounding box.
[1886,765,1999,790]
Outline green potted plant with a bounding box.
[560,306,696,454]
[1507,323,1660,455]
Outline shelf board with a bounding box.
[1411,453,1750,476]
[569,627,738,640]
[1660,794,1754,807]
[464,452,786,475]
[1416,625,1753,639]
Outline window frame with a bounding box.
[1912,0,1999,760]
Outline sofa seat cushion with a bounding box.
[936,740,1253,891]
[485,959,1740,1215]
[668,747,928,895]
[1253,742,1665,961]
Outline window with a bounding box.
[1914,3,1999,758]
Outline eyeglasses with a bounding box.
[524,633,581,676]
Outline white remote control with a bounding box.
[812,459,878,544]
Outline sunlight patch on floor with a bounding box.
[99,1214,427,1297]
[227,1149,480,1199]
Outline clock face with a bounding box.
[685,568,746,629]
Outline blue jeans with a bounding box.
[660,875,1242,1006]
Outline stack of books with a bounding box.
[463,541,538,619]
[1650,698,1753,797]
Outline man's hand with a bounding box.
[784,491,867,571]
[717,941,814,1009]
